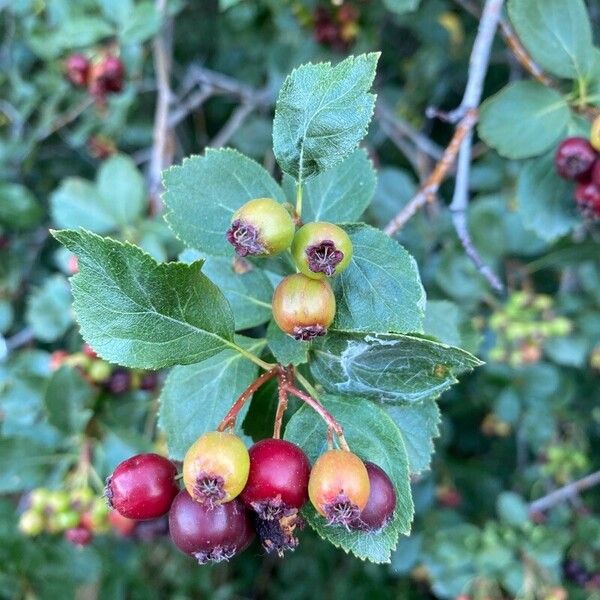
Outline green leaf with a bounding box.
[284,395,413,563]
[54,17,115,50]
[266,319,309,366]
[383,0,421,14]
[385,400,440,474]
[496,492,529,527]
[50,155,146,234]
[517,153,578,241]
[0,184,43,231]
[424,300,461,347]
[44,367,95,435]
[95,154,146,227]
[202,258,273,330]
[273,53,379,182]
[282,149,376,222]
[478,82,570,159]
[332,224,425,334]
[311,332,482,403]
[508,0,595,80]
[163,148,286,256]
[52,229,236,369]
[118,1,161,43]
[25,275,73,342]
[159,336,266,460]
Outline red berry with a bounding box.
[555,137,596,181]
[82,344,97,359]
[351,462,396,531]
[65,54,90,87]
[241,439,311,517]
[272,273,336,341]
[50,350,69,371]
[105,453,179,520]
[182,432,250,507]
[591,159,600,187]
[308,450,370,527]
[574,181,600,220]
[64,526,93,546]
[169,490,254,564]
[68,255,79,274]
[108,510,137,537]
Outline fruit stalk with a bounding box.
[273,368,290,439]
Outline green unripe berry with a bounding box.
[47,490,70,513]
[88,359,112,383]
[70,487,95,510]
[55,510,80,531]
[19,510,45,536]
[30,488,51,510]
[226,198,295,257]
[291,222,353,279]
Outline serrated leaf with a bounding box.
[478,82,570,160]
[508,0,594,80]
[44,367,95,435]
[284,395,413,563]
[311,332,482,403]
[282,149,376,222]
[159,336,266,460]
[266,319,309,366]
[52,229,236,369]
[50,154,146,234]
[273,53,379,182]
[25,274,73,342]
[385,400,440,474]
[202,257,273,330]
[331,224,425,334]
[163,148,286,256]
[383,0,421,14]
[517,153,578,242]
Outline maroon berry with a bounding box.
[65,54,90,87]
[168,490,254,564]
[591,159,600,187]
[555,137,596,181]
[241,439,310,518]
[65,526,93,546]
[139,372,159,391]
[574,181,600,220]
[352,462,396,531]
[106,369,131,394]
[105,453,179,520]
[98,56,125,93]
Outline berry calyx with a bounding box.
[226,198,295,257]
[555,137,596,181]
[351,462,396,531]
[241,439,311,517]
[308,449,370,527]
[182,431,249,507]
[65,54,90,87]
[169,490,254,564]
[291,222,353,279]
[272,273,336,341]
[105,453,179,520]
[574,181,600,220]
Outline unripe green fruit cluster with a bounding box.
[542,444,589,486]
[488,291,572,367]
[19,486,109,543]
[226,198,354,340]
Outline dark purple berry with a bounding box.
[351,462,396,531]
[555,137,596,181]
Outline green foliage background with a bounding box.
[1,0,599,598]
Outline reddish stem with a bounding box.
[273,369,290,439]
[217,367,279,432]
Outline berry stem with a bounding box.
[218,367,279,432]
[295,182,303,218]
[282,380,349,451]
[273,368,290,439]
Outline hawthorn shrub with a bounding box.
[0,1,599,599]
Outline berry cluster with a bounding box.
[106,435,396,564]
[312,4,360,52]
[19,487,109,547]
[226,198,353,340]
[554,119,600,220]
[488,292,571,366]
[65,52,125,104]
[51,344,159,394]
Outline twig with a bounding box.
[217,367,279,432]
[383,109,478,235]
[528,470,600,515]
[5,327,34,353]
[448,0,505,293]
[149,0,175,204]
[210,101,256,149]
